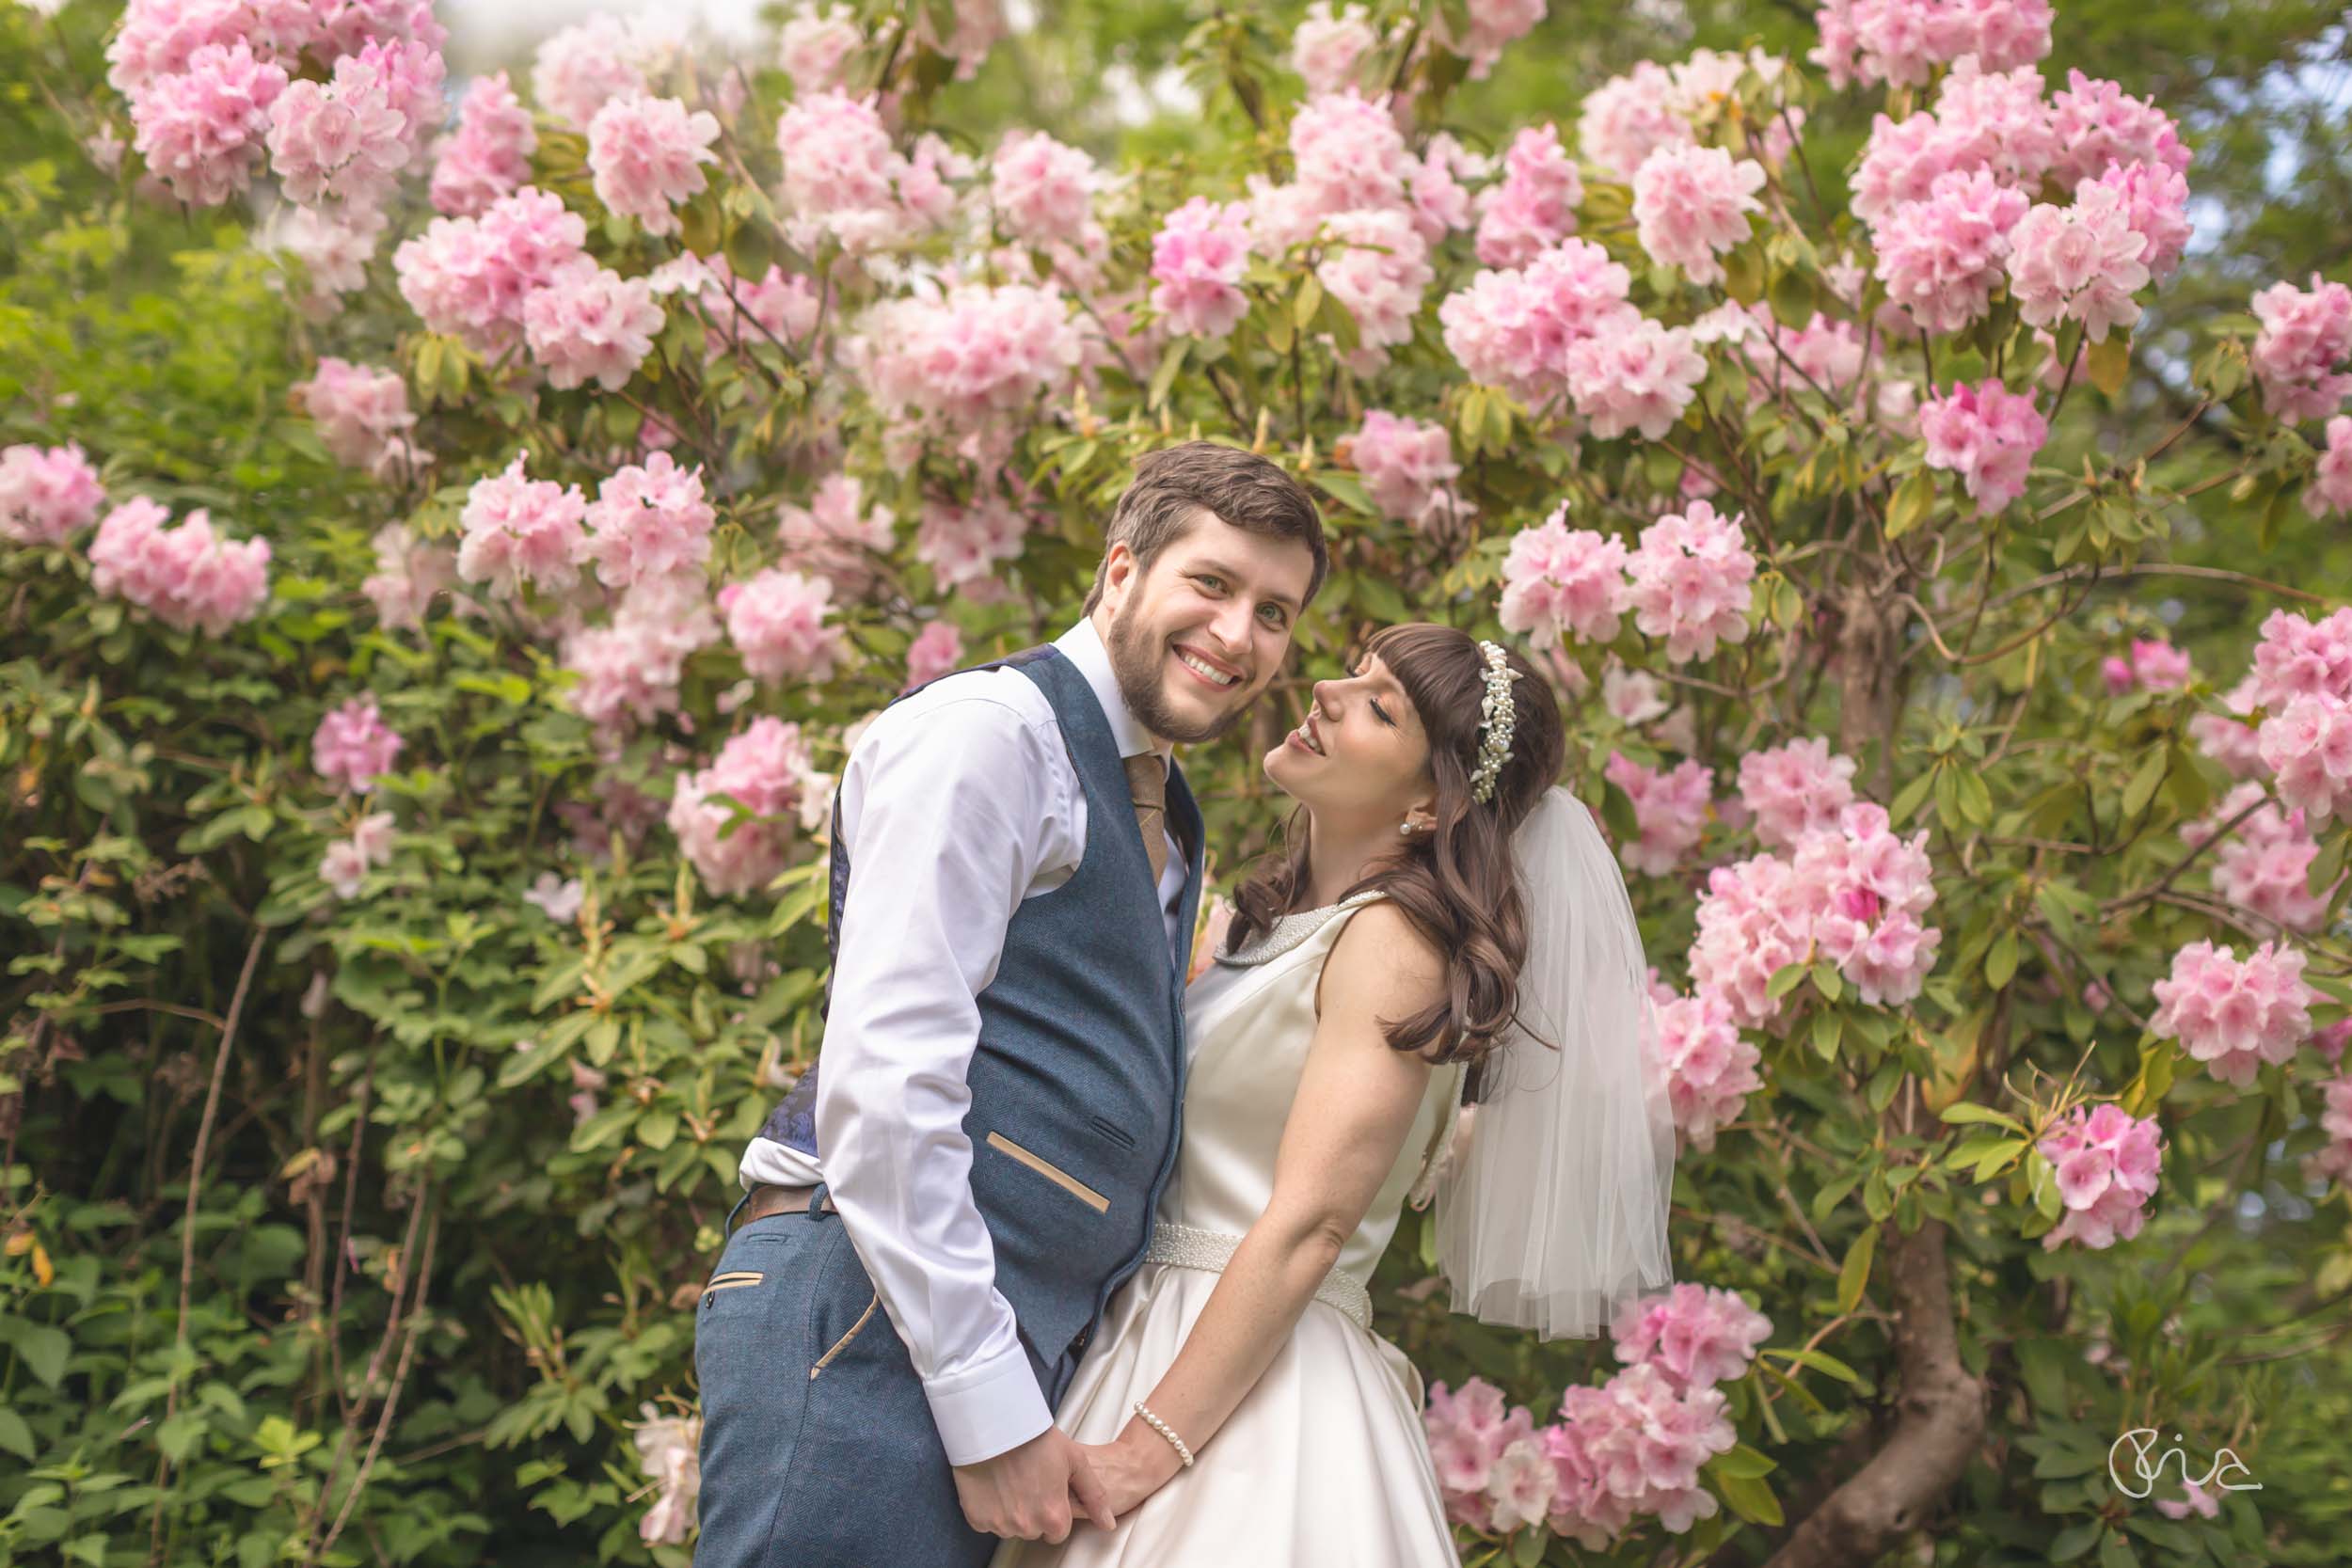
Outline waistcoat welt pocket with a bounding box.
[986,1132,1110,1214]
[703,1271,764,1299]
[810,1291,879,1379]
[1088,1116,1137,1150]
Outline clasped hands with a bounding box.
[952,1421,1185,1544]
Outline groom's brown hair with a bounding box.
[1083,442,1329,613]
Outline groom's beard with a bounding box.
[1107,594,1252,745]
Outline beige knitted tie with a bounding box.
[1123,752,1170,886]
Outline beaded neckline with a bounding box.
[1213,890,1386,968]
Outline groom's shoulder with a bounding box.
[854,661,1061,770]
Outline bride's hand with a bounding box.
[1073,1425,1184,1521]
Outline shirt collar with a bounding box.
[1055,616,1168,767]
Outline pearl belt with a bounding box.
[1139,1220,1373,1332]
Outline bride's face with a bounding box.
[1263,653,1435,827]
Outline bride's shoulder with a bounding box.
[1315,896,1445,1017]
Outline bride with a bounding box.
[993,623,1678,1565]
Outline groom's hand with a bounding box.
[952,1427,1115,1542]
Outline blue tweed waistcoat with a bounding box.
[755,643,1203,1396]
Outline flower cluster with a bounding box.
[1654,990,1762,1150]
[588,93,721,237]
[312,696,405,791]
[1691,801,1941,1027]
[1737,738,1860,848]
[87,498,272,634]
[1603,752,1714,876]
[454,454,590,601]
[294,357,417,474]
[394,186,590,356]
[773,91,966,254]
[2149,939,2317,1087]
[667,717,821,896]
[1621,499,1757,662]
[584,453,716,590]
[1918,379,2049,515]
[630,1403,702,1545]
[719,567,845,685]
[2249,275,2352,424]
[0,443,105,546]
[1150,197,1255,341]
[1812,0,2054,89]
[1631,143,1765,287]
[2183,784,2330,930]
[319,809,396,900]
[2037,1101,2164,1251]
[1612,1283,1772,1389]
[776,473,898,595]
[1499,508,1629,645]
[1346,411,1465,528]
[1476,123,1581,268]
[562,574,722,728]
[2101,637,2191,695]
[430,70,535,216]
[990,130,1097,245]
[850,285,1085,467]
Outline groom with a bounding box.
[693,443,1327,1567]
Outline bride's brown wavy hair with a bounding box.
[1224,625,1565,1087]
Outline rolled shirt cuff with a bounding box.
[922,1342,1054,1466]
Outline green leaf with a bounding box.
[568,1101,637,1154]
[1810,1007,1843,1061]
[1711,1442,1779,1479]
[1811,1171,1862,1224]
[1885,469,1936,540]
[1509,1528,1544,1566]
[2308,832,2347,898]
[1293,271,1323,330]
[2122,745,2169,818]
[1890,765,1937,826]
[2087,333,2132,398]
[1147,338,1189,410]
[1769,264,1815,330]
[1770,1349,1862,1386]
[7,1322,71,1388]
[1937,1101,2026,1134]
[1836,1225,1877,1314]
[2049,1521,2106,1562]
[0,1407,34,1461]
[1984,927,2019,990]
[1714,1468,1783,1527]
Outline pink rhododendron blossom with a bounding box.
[454,454,590,600]
[990,130,1096,245]
[720,567,845,684]
[1811,0,2054,89]
[772,90,929,251]
[778,3,862,94]
[1739,737,1859,848]
[1565,314,1707,441]
[1870,168,2028,335]
[1315,208,1432,368]
[1631,143,1764,286]
[1604,752,1713,875]
[2304,1073,2352,1187]
[0,443,104,546]
[588,93,720,237]
[2045,69,2189,185]
[532,14,647,132]
[430,71,535,216]
[394,186,588,355]
[1578,60,1691,182]
[1603,664,1669,725]
[2150,939,2317,1086]
[1498,508,1629,645]
[1423,1379,1537,1531]
[1918,379,2047,515]
[668,718,819,896]
[2308,417,2352,519]
[850,285,1084,462]
[319,809,396,901]
[261,202,385,317]
[1654,991,1761,1150]
[2006,182,2152,343]
[2246,607,2352,711]
[2258,695,2352,826]
[1612,1283,1772,1387]
[360,522,459,634]
[2182,782,2334,931]
[1347,411,1463,527]
[1475,122,1583,267]
[1290,2,1375,94]
[294,357,414,471]
[130,41,288,207]
[2249,275,2352,424]
[1453,0,1547,78]
[1850,58,2058,224]
[522,257,664,390]
[585,453,716,589]
[1290,88,1410,215]
[915,495,1029,589]
[1692,802,1940,1026]
[563,573,722,727]
[312,0,446,58]
[267,39,438,214]
[2189,675,2266,779]
[1622,499,1756,663]
[1440,238,1636,403]
[1406,134,1485,245]
[2093,160,2192,282]
[106,0,300,97]
[906,621,963,690]
[88,498,272,634]
[312,696,404,791]
[632,1404,701,1546]
[2101,637,2191,695]
[777,474,898,594]
[1544,1363,1736,1546]
[1150,197,1254,340]
[2038,1101,2164,1250]
[524,870,584,923]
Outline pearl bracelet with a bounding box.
[1131,1401,1195,1469]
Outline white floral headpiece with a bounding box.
[1469,641,1520,804]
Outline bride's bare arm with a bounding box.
[1077,901,1443,1516]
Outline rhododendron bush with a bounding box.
[5,0,2352,1562]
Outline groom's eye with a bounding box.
[1258,603,1286,628]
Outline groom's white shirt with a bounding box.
[737,614,1185,1466]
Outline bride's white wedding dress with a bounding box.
[993,891,1466,1568]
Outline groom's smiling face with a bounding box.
[1093,509,1313,745]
